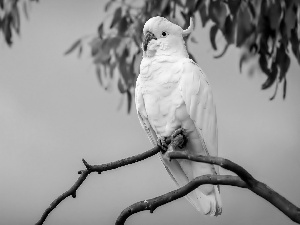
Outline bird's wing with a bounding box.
[135,76,157,146]
[135,75,203,210]
[178,59,219,173]
[135,76,188,186]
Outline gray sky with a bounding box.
[0,1,300,225]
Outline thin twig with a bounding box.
[36,135,300,225]
[116,152,300,225]
[167,151,255,185]
[35,146,161,225]
[35,171,90,225]
[169,151,300,223]
[116,175,245,225]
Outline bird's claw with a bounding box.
[171,128,188,149]
[157,136,168,152]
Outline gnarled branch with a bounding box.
[36,143,300,225]
[116,175,246,225]
[35,146,161,225]
[116,152,300,225]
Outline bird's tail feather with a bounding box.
[185,185,222,216]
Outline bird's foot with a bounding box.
[171,128,188,149]
[157,136,168,153]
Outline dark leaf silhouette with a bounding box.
[283,78,287,99]
[210,24,219,50]
[64,39,82,55]
[62,0,300,103]
[126,90,132,114]
[11,5,20,34]
[98,23,103,38]
[222,15,235,44]
[268,1,282,31]
[110,7,122,29]
[198,2,209,27]
[236,4,254,47]
[276,43,291,81]
[2,0,300,107]
[261,61,278,90]
[228,0,241,15]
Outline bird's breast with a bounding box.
[140,57,195,137]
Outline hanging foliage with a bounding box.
[2,0,300,110]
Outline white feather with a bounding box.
[135,16,222,216]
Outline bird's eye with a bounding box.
[161,31,167,37]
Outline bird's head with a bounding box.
[142,16,193,57]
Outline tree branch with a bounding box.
[35,146,161,225]
[116,175,246,225]
[36,136,300,225]
[169,152,300,223]
[116,151,300,225]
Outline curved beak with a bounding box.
[143,31,157,51]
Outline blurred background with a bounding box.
[0,0,300,225]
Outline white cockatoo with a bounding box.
[135,16,222,216]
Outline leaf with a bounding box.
[105,0,115,12]
[118,78,127,93]
[126,90,132,114]
[228,0,241,15]
[65,39,81,55]
[269,79,279,100]
[236,5,254,47]
[268,1,282,30]
[186,0,196,11]
[249,43,258,54]
[284,2,296,39]
[78,45,82,57]
[173,0,184,8]
[11,5,20,34]
[96,65,103,86]
[130,54,136,82]
[93,53,110,64]
[276,43,291,81]
[3,15,12,46]
[258,53,271,76]
[210,24,219,50]
[118,48,132,85]
[133,52,142,76]
[107,36,122,54]
[247,1,256,18]
[290,28,300,64]
[22,1,29,20]
[261,61,278,90]
[115,38,128,57]
[259,32,271,56]
[198,2,209,27]
[239,51,250,72]
[214,43,229,58]
[110,7,122,29]
[89,37,102,56]
[209,0,227,29]
[160,0,169,11]
[283,78,287,99]
[162,2,171,17]
[118,17,128,35]
[98,23,103,38]
[222,15,235,44]
[92,39,111,64]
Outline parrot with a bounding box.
[135,16,222,216]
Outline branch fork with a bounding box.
[36,135,300,225]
